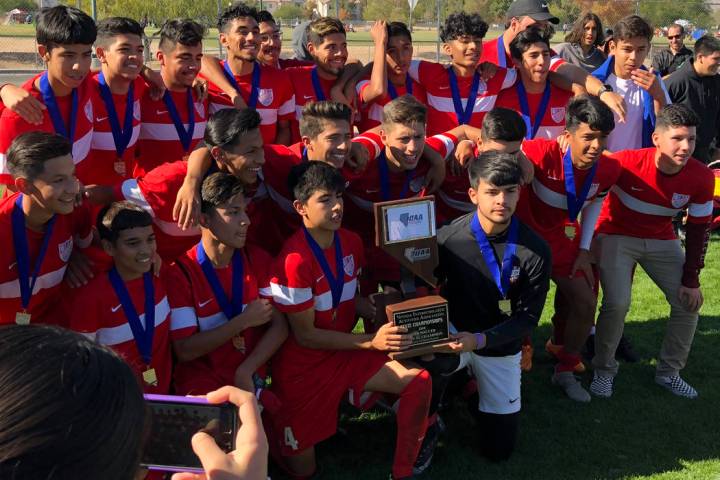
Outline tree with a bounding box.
[274,3,306,20]
[0,0,36,12]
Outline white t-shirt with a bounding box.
[605,73,671,152]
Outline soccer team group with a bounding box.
[0,0,715,478]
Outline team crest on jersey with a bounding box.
[84,100,93,122]
[551,107,565,123]
[133,100,141,121]
[58,238,73,263]
[194,102,205,119]
[671,193,690,208]
[510,265,521,284]
[588,183,600,198]
[258,88,274,107]
[343,254,355,277]
[410,176,426,194]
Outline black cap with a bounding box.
[506,0,559,24]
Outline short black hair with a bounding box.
[97,201,153,244]
[95,17,143,48]
[694,35,720,57]
[440,12,488,42]
[565,95,615,134]
[204,109,262,149]
[257,10,275,24]
[510,26,551,60]
[36,5,96,49]
[299,101,352,139]
[6,131,72,181]
[201,172,246,214]
[612,15,653,43]
[655,104,700,130]
[159,19,205,51]
[289,161,346,203]
[482,108,527,142]
[218,2,259,32]
[468,151,523,189]
[388,21,412,42]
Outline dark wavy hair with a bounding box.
[564,13,604,47]
[440,12,488,42]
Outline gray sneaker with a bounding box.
[590,372,614,398]
[552,371,591,402]
[655,375,698,399]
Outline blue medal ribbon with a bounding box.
[563,147,598,222]
[301,146,308,163]
[387,74,413,100]
[470,213,518,299]
[39,71,77,142]
[98,72,135,158]
[516,81,551,140]
[448,68,480,126]
[222,61,261,109]
[11,195,56,312]
[303,227,343,309]
[310,67,327,101]
[496,35,507,68]
[377,150,414,201]
[196,242,244,320]
[108,267,155,365]
[162,88,196,152]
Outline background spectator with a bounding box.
[556,13,607,72]
[652,24,693,78]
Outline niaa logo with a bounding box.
[399,212,424,227]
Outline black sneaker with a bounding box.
[412,417,441,475]
[616,335,640,363]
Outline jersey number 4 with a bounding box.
[284,427,299,451]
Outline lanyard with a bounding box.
[39,71,77,142]
[516,81,551,140]
[303,227,343,309]
[196,242,244,320]
[162,88,196,152]
[470,213,518,299]
[377,150,414,201]
[222,61,261,109]
[387,74,413,99]
[108,267,155,365]
[497,34,507,68]
[448,67,480,126]
[11,195,56,311]
[311,67,327,101]
[563,147,598,222]
[98,72,135,157]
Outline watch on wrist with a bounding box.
[597,84,613,97]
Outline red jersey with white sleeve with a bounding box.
[494,82,573,140]
[68,268,175,394]
[0,74,94,186]
[202,61,295,145]
[268,227,388,455]
[355,76,428,132]
[135,85,208,177]
[286,65,337,142]
[0,193,93,325]
[408,60,516,136]
[479,34,566,71]
[598,149,715,239]
[168,245,274,395]
[85,73,145,186]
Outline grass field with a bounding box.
[273,234,720,480]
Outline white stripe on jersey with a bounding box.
[426,92,498,115]
[270,282,313,306]
[313,278,357,311]
[95,296,170,346]
[612,185,681,217]
[532,177,568,210]
[0,153,8,175]
[0,264,67,298]
[265,183,296,215]
[278,95,296,116]
[436,189,474,213]
[430,134,456,160]
[688,200,713,218]
[198,304,247,331]
[71,129,94,164]
[209,103,279,125]
[139,122,206,141]
[91,125,141,150]
[170,306,198,331]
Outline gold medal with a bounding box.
[564,224,576,240]
[498,299,512,315]
[15,311,31,325]
[332,309,337,321]
[143,367,158,386]
[114,159,126,176]
[232,335,246,352]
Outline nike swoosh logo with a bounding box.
[547,175,562,180]
[8,262,16,270]
[303,95,314,100]
[95,116,108,122]
[111,304,123,313]
[156,109,168,115]
[509,397,519,404]
[316,274,325,283]
[199,299,213,307]
[630,186,643,191]
[365,189,379,194]
[438,86,450,90]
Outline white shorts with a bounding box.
[456,351,522,415]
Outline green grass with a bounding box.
[280,234,720,480]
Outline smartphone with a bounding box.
[142,394,238,473]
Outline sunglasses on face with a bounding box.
[668,35,682,40]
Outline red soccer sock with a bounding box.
[392,370,432,479]
[554,347,582,373]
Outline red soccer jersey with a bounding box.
[68,268,176,394]
[494,82,573,140]
[277,58,314,69]
[479,35,566,71]
[169,244,273,395]
[0,74,94,185]
[286,65,337,142]
[517,138,622,238]
[135,84,208,177]
[202,61,295,145]
[85,73,146,186]
[355,76,428,132]
[408,60,516,136]
[597,148,715,239]
[0,193,93,325]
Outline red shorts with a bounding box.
[268,349,389,456]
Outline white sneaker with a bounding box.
[655,375,698,399]
[590,372,614,398]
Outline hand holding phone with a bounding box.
[170,386,269,480]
